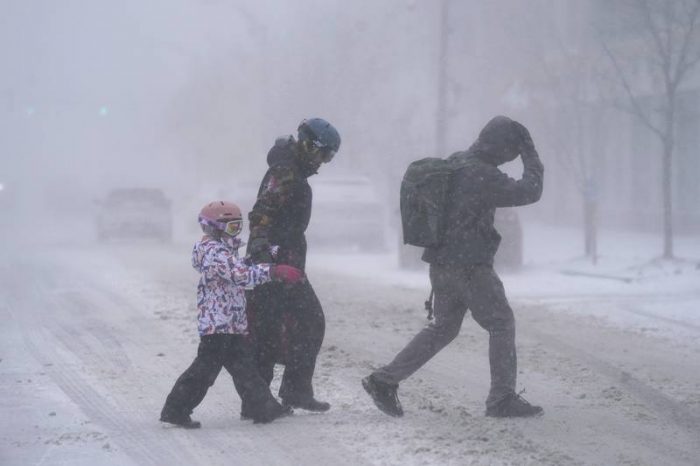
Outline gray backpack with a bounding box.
[400,155,466,247]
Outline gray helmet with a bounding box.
[298,118,341,154]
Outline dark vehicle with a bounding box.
[96,188,172,241]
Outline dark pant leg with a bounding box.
[161,335,224,417]
[466,266,517,408]
[221,335,279,417]
[279,280,325,402]
[372,265,469,385]
[248,284,285,386]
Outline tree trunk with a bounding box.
[584,197,598,265]
[662,142,674,258]
[583,177,598,264]
[662,90,674,259]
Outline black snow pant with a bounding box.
[372,264,517,408]
[161,334,278,420]
[247,279,325,403]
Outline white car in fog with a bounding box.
[95,188,173,241]
[308,175,387,251]
[212,176,387,252]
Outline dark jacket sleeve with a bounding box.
[484,149,544,208]
[248,165,296,243]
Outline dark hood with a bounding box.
[267,135,318,178]
[267,135,295,167]
[472,115,522,166]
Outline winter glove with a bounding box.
[513,121,536,154]
[248,237,273,263]
[270,265,304,284]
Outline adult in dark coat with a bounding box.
[363,115,545,418]
[245,118,340,413]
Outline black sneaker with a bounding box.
[362,374,403,417]
[485,391,543,418]
[253,401,294,424]
[160,412,202,429]
[281,397,331,412]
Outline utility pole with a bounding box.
[435,0,449,157]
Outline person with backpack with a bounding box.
[159,201,303,428]
[245,118,341,414]
[363,115,544,418]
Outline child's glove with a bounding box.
[270,265,304,284]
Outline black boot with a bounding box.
[240,399,258,420]
[485,391,543,418]
[362,374,403,417]
[160,409,202,429]
[240,402,253,421]
[253,400,293,424]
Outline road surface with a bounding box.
[1,242,699,465]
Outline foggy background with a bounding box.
[2,0,699,255]
[3,3,700,464]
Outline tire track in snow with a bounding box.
[5,269,204,466]
[522,295,700,333]
[524,325,700,458]
[44,249,369,466]
[23,329,198,466]
[619,304,700,332]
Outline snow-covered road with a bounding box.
[2,241,699,465]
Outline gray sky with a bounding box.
[1,0,446,209]
[4,0,697,242]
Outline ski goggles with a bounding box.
[310,140,336,163]
[222,219,243,236]
[200,217,243,237]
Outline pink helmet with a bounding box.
[198,201,243,237]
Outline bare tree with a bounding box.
[517,2,612,265]
[533,43,606,264]
[600,0,700,259]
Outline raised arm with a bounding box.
[486,149,544,208]
[486,122,544,208]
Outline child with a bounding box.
[160,200,304,428]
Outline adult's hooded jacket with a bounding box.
[422,140,544,267]
[247,136,314,271]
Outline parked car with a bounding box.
[95,188,172,241]
[307,175,388,251]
